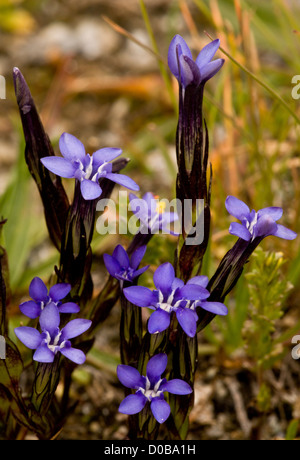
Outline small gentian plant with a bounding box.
[19,276,80,319]
[124,262,227,337]
[103,244,149,284]
[226,195,297,242]
[117,353,192,423]
[15,303,91,364]
[41,132,140,200]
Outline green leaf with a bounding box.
[286,419,299,441]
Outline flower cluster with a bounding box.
[15,279,91,364]
[117,353,192,424]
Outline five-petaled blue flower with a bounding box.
[41,133,140,201]
[19,276,80,319]
[117,353,192,424]
[15,303,91,364]
[225,195,297,242]
[168,34,225,88]
[123,262,227,337]
[103,244,149,284]
[129,192,179,235]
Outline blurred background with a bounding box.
[1,0,300,440]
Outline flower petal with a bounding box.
[119,393,147,415]
[132,265,149,279]
[103,254,121,278]
[39,303,60,336]
[176,308,197,337]
[160,379,192,395]
[176,284,210,301]
[187,276,209,288]
[58,302,80,314]
[80,179,102,200]
[49,283,71,302]
[19,300,41,319]
[117,364,144,389]
[171,277,185,291]
[59,132,86,162]
[92,148,122,167]
[150,398,170,424]
[41,156,77,178]
[61,319,92,340]
[228,222,252,241]
[225,196,251,221]
[130,245,147,270]
[180,55,201,87]
[273,223,297,240]
[148,309,171,335]
[168,35,193,81]
[196,39,220,68]
[15,326,42,349]
[29,277,48,302]
[112,245,130,269]
[200,58,225,83]
[200,301,228,316]
[60,346,86,364]
[123,286,155,307]
[257,207,283,221]
[33,344,55,363]
[146,353,168,383]
[153,262,175,295]
[254,215,277,238]
[104,173,140,191]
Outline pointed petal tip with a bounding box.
[12,67,32,106]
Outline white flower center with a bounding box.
[139,376,163,401]
[84,155,94,180]
[246,212,258,235]
[44,330,66,354]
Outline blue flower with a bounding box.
[123,262,227,337]
[225,195,297,242]
[41,133,140,200]
[117,353,192,423]
[103,244,149,283]
[129,192,179,235]
[19,277,80,319]
[168,35,224,88]
[15,303,91,364]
